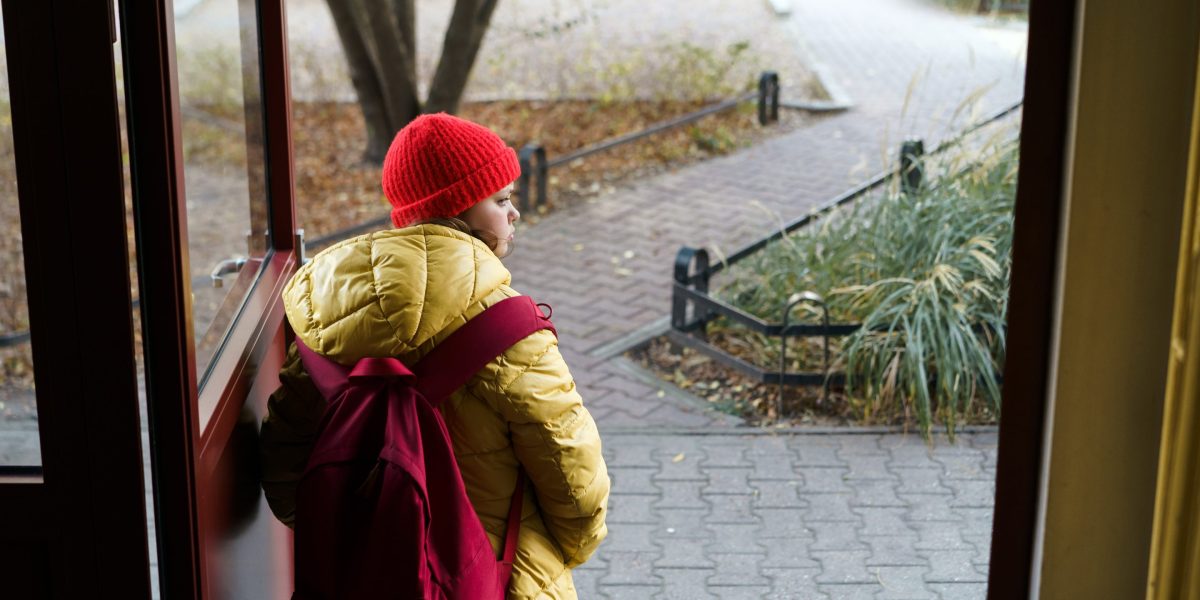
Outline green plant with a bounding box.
[688,124,736,153]
[657,40,756,103]
[593,49,645,105]
[716,131,1019,437]
[176,44,245,118]
[171,44,257,166]
[927,0,1030,16]
[288,39,351,105]
[555,36,761,104]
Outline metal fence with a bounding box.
[516,71,782,212]
[667,101,1022,414]
[0,74,786,349]
[304,71,782,251]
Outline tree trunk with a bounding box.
[349,0,419,130]
[324,0,496,162]
[325,0,390,162]
[325,0,419,163]
[424,0,500,114]
[391,0,416,71]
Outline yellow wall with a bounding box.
[1146,39,1200,600]
[1036,0,1199,598]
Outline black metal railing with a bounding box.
[303,71,782,252]
[0,74,786,350]
[0,329,30,348]
[979,0,1030,13]
[516,71,781,212]
[668,100,1022,415]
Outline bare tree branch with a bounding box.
[424,0,500,114]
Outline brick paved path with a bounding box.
[503,0,1027,428]
[579,431,998,599]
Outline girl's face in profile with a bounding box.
[460,182,520,257]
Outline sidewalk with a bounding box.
[579,430,997,599]
[501,0,1025,597]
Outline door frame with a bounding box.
[986,0,1079,597]
[0,0,151,596]
[119,0,297,596]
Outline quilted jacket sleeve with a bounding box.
[259,341,327,528]
[468,328,611,568]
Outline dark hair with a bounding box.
[415,217,510,257]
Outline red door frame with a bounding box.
[119,0,297,596]
[0,0,151,597]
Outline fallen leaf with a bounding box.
[656,390,665,398]
[672,453,685,463]
[572,243,585,252]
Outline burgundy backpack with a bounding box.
[291,296,556,599]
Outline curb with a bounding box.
[606,354,747,427]
[781,99,853,113]
[586,315,671,359]
[765,0,792,17]
[778,7,856,112]
[599,424,1000,436]
[583,311,1002,438]
[585,316,749,427]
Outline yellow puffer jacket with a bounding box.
[259,224,610,599]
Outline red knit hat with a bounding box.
[382,113,521,227]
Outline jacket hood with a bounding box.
[282,224,511,364]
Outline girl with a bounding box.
[260,113,610,598]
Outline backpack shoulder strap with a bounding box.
[414,295,556,404]
[417,296,549,584]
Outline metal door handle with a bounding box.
[210,257,248,288]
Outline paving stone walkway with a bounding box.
[578,431,997,599]
[499,0,1026,597]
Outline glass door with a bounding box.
[0,5,39,470]
[119,0,298,597]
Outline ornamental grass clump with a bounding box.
[716,133,1019,436]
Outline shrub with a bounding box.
[715,131,1019,436]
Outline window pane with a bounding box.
[0,10,40,468]
[174,0,271,386]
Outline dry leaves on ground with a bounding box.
[291,99,817,240]
[628,335,857,428]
